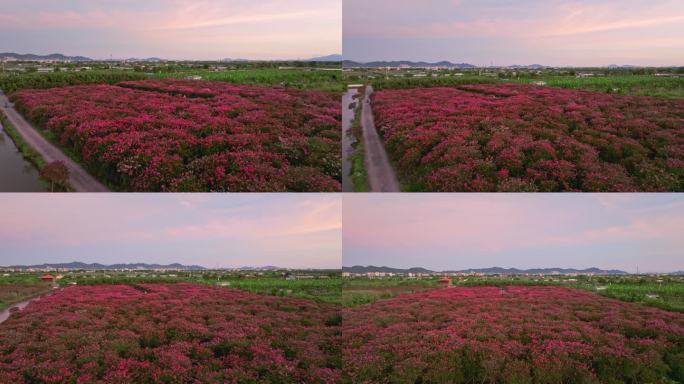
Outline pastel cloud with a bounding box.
[0,194,341,269]
[343,194,684,273]
[0,0,341,60]
[343,0,684,66]
[164,199,341,239]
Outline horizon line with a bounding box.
[343,265,683,274]
[0,51,342,62]
[0,261,341,270]
[342,59,684,68]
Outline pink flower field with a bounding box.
[0,284,341,383]
[11,79,341,191]
[372,84,684,191]
[342,286,684,383]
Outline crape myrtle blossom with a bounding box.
[11,79,341,192]
[0,284,341,383]
[342,286,684,383]
[372,84,684,191]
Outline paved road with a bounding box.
[0,91,108,192]
[361,86,400,192]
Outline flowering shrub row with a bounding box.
[372,84,684,191]
[0,284,341,383]
[3,284,683,383]
[342,286,684,383]
[11,79,341,191]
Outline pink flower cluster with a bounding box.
[0,284,341,383]
[11,79,341,191]
[342,286,684,383]
[372,84,684,191]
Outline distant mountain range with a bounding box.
[221,54,342,62]
[0,52,342,63]
[238,266,283,271]
[308,54,342,62]
[0,54,656,68]
[124,57,165,62]
[0,52,92,62]
[0,52,165,62]
[3,262,206,270]
[509,64,547,69]
[342,61,660,69]
[343,265,630,275]
[344,266,434,274]
[342,61,549,69]
[447,267,629,275]
[221,58,250,62]
[607,64,637,69]
[0,262,304,271]
[344,60,476,68]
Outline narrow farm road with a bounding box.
[361,86,400,192]
[0,91,108,192]
[0,283,60,325]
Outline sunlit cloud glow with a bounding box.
[0,194,341,269]
[1,0,341,60]
[343,194,684,273]
[343,0,684,66]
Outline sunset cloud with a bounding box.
[0,194,341,269]
[344,0,684,66]
[0,0,341,60]
[343,194,684,273]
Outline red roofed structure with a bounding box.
[438,274,451,287]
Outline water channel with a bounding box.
[0,120,47,191]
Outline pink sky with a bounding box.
[0,194,341,269]
[343,0,684,66]
[1,0,341,60]
[343,194,684,273]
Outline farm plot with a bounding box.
[342,286,684,383]
[0,282,53,311]
[0,284,341,383]
[10,79,341,191]
[372,84,684,191]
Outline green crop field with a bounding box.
[348,68,684,98]
[514,75,684,98]
[342,278,438,306]
[573,276,684,312]
[0,273,47,285]
[0,67,343,94]
[0,273,54,311]
[367,76,497,91]
[166,69,343,92]
[213,277,341,304]
[0,271,342,308]
[0,70,148,94]
[54,270,342,304]
[5,272,681,311]
[342,275,684,311]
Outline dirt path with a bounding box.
[0,91,108,192]
[361,86,400,192]
[0,284,59,324]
